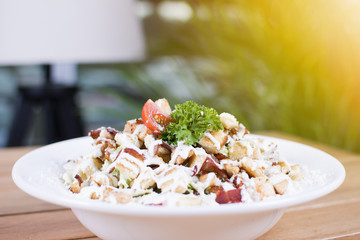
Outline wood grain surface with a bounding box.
[1,132,359,240]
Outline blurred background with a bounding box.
[1,0,360,153]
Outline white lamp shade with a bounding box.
[0,0,145,65]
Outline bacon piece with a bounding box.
[123,147,145,161]
[108,166,115,174]
[191,165,198,177]
[89,129,101,139]
[107,128,119,137]
[148,164,160,170]
[153,142,172,163]
[136,119,144,124]
[98,141,116,162]
[233,175,243,188]
[215,189,242,204]
[160,142,172,152]
[214,153,228,161]
[198,156,228,181]
[113,149,123,162]
[90,128,118,140]
[209,155,220,164]
[74,174,83,185]
[146,203,163,206]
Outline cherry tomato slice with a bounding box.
[142,99,171,134]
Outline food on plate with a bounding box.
[63,98,307,206]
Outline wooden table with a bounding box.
[1,132,359,240]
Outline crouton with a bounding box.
[279,161,291,174]
[116,162,139,180]
[90,127,118,140]
[161,167,183,191]
[188,154,207,170]
[115,132,141,148]
[123,120,152,142]
[255,177,276,199]
[69,182,81,193]
[252,146,261,160]
[172,149,194,165]
[223,162,240,177]
[91,192,100,199]
[136,125,152,142]
[123,120,138,134]
[156,145,172,163]
[155,166,191,193]
[289,164,303,181]
[229,141,249,160]
[198,131,228,154]
[144,135,172,162]
[116,150,145,180]
[90,172,118,187]
[220,112,239,130]
[176,196,203,206]
[273,179,289,195]
[158,178,187,193]
[240,158,264,178]
[140,177,155,190]
[113,191,132,203]
[103,187,132,203]
[170,144,195,165]
[134,168,156,190]
[199,173,217,188]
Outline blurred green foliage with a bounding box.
[96,0,360,153]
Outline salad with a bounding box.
[63,99,304,206]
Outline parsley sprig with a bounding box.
[159,101,223,145]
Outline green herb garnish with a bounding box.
[112,168,119,176]
[126,178,133,186]
[204,186,211,195]
[160,101,223,145]
[133,191,151,198]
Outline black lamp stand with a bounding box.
[6,64,84,147]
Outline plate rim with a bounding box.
[12,135,346,216]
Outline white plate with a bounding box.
[12,135,345,240]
